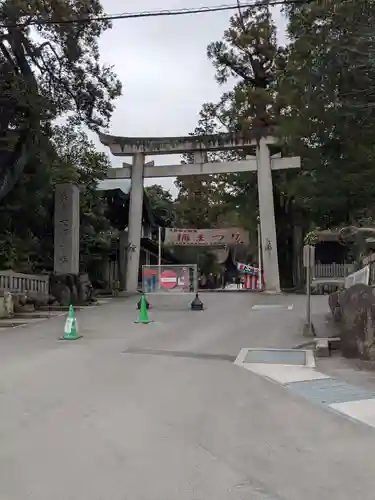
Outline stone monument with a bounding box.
[54,183,80,275]
[52,183,94,305]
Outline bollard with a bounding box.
[191,293,204,311]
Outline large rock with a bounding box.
[26,291,50,307]
[50,275,72,306]
[0,290,14,318]
[77,273,95,303]
[333,284,375,360]
[12,293,34,313]
[50,273,95,306]
[328,290,342,322]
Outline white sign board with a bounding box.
[164,227,249,246]
[344,265,370,289]
[303,245,315,268]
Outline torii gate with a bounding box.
[98,130,301,293]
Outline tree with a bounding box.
[144,184,175,225]
[182,0,287,223]
[206,1,286,132]
[174,103,230,229]
[0,124,116,273]
[0,0,121,199]
[176,2,296,282]
[279,0,375,228]
[204,0,302,264]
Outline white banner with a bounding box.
[237,263,260,276]
[344,265,370,289]
[164,228,249,246]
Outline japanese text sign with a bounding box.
[164,228,249,246]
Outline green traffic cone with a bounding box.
[135,294,152,324]
[60,304,82,340]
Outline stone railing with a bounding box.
[314,263,353,279]
[0,270,49,295]
[311,263,354,295]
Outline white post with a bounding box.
[126,153,145,292]
[303,244,315,336]
[256,138,281,293]
[158,226,162,290]
[145,250,150,266]
[158,226,162,268]
[306,252,311,332]
[257,222,263,290]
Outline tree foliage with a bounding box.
[0,0,121,199]
[175,2,288,265]
[176,1,375,286]
[0,124,116,273]
[206,1,286,131]
[144,184,174,225]
[0,0,122,276]
[0,0,121,130]
[279,0,375,228]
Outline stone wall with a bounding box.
[330,284,375,360]
[0,270,49,295]
[0,270,95,310]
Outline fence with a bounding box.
[0,270,49,295]
[314,263,354,279]
[311,263,354,295]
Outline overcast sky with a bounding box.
[91,1,287,196]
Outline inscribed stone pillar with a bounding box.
[256,138,281,293]
[119,230,128,290]
[54,183,80,275]
[126,153,145,292]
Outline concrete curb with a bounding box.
[0,299,114,331]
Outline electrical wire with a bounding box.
[0,0,312,28]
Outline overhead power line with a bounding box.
[0,0,311,28]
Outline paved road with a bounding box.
[0,293,374,500]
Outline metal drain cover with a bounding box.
[285,378,375,405]
[243,349,308,365]
[252,304,293,311]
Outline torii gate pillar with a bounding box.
[127,153,145,292]
[257,137,280,293]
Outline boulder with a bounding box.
[26,291,50,307]
[13,293,35,313]
[77,273,94,303]
[334,284,375,360]
[12,293,27,313]
[0,290,14,318]
[50,273,95,306]
[328,290,342,322]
